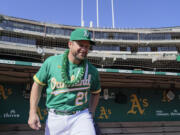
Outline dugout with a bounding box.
[1,60,180,135]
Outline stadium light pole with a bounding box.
[111,0,115,28]
[81,0,84,27]
[96,0,99,27]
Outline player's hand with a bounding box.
[28,112,41,130]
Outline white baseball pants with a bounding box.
[45,109,96,135]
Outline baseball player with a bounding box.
[28,28,101,135]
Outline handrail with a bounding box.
[0,59,179,76]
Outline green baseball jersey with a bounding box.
[34,54,101,112]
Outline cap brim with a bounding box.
[71,39,95,45]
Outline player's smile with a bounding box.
[78,50,87,57]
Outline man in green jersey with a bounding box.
[28,28,101,135]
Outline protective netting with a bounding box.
[0,17,180,73]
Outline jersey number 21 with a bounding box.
[75,91,88,106]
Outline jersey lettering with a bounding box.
[50,75,91,91]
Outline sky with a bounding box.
[0,0,180,29]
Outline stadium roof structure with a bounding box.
[1,14,180,88]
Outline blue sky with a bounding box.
[0,0,179,28]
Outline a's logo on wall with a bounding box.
[127,94,149,115]
[98,106,112,120]
[0,85,12,100]
[3,109,20,118]
[37,107,47,121]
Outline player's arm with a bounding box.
[89,67,101,117]
[28,82,43,130]
[89,92,100,117]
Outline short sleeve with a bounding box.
[33,57,51,86]
[90,69,101,94]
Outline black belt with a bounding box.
[47,108,84,115]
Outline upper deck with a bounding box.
[1,14,180,46]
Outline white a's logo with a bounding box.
[84,30,89,37]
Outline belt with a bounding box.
[47,108,82,115]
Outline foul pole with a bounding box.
[96,0,99,27]
[81,0,84,27]
[111,0,115,28]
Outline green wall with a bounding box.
[96,88,180,122]
[0,83,180,124]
